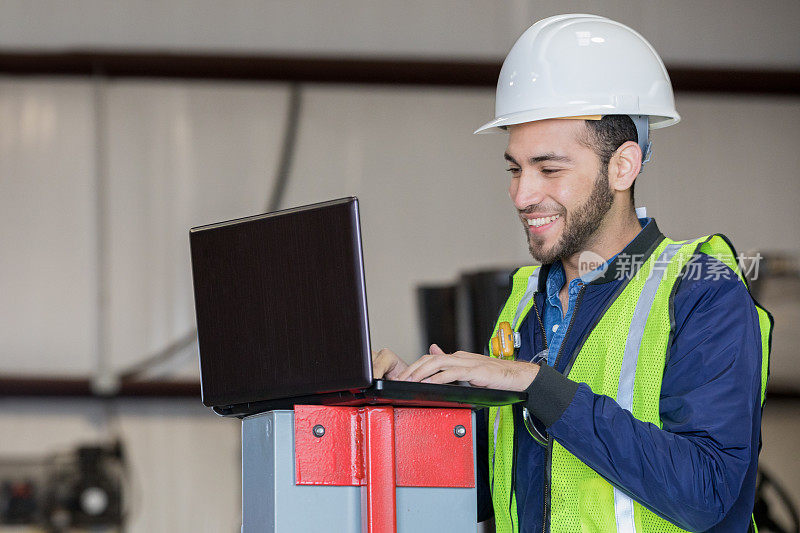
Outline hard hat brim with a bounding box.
[474,108,680,134]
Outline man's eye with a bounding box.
[506,167,521,174]
[541,168,561,175]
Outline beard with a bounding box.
[522,166,614,265]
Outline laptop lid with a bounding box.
[190,197,373,408]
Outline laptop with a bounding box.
[189,197,525,417]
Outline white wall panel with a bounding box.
[637,95,800,254]
[104,81,288,374]
[0,1,798,68]
[0,399,108,454]
[116,400,240,533]
[0,79,97,375]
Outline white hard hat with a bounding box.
[474,14,680,136]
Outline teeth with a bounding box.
[528,214,560,227]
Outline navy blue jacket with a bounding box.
[477,219,767,533]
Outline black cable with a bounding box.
[117,331,198,382]
[267,82,302,212]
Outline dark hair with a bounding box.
[579,115,639,204]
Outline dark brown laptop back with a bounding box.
[190,197,372,408]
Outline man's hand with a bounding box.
[371,348,409,380]
[397,344,539,392]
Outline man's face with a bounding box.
[505,119,614,265]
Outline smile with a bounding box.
[527,214,561,228]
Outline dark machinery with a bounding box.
[0,441,126,532]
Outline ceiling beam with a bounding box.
[0,376,200,398]
[0,50,798,95]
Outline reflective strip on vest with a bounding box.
[493,267,540,481]
[612,242,685,533]
[512,268,541,330]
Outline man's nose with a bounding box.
[512,172,546,211]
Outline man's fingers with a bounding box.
[384,358,409,380]
[421,369,464,385]
[373,354,390,379]
[429,343,446,355]
[373,348,395,379]
[397,354,439,381]
[397,350,486,382]
[372,348,409,380]
[401,354,469,382]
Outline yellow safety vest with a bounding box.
[488,234,772,533]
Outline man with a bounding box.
[373,14,771,533]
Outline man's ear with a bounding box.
[608,140,641,193]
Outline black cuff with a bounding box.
[525,364,579,428]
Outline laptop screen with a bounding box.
[190,197,373,407]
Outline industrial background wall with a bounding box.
[0,1,798,532]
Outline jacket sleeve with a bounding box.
[524,258,763,531]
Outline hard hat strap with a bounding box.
[630,114,653,166]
